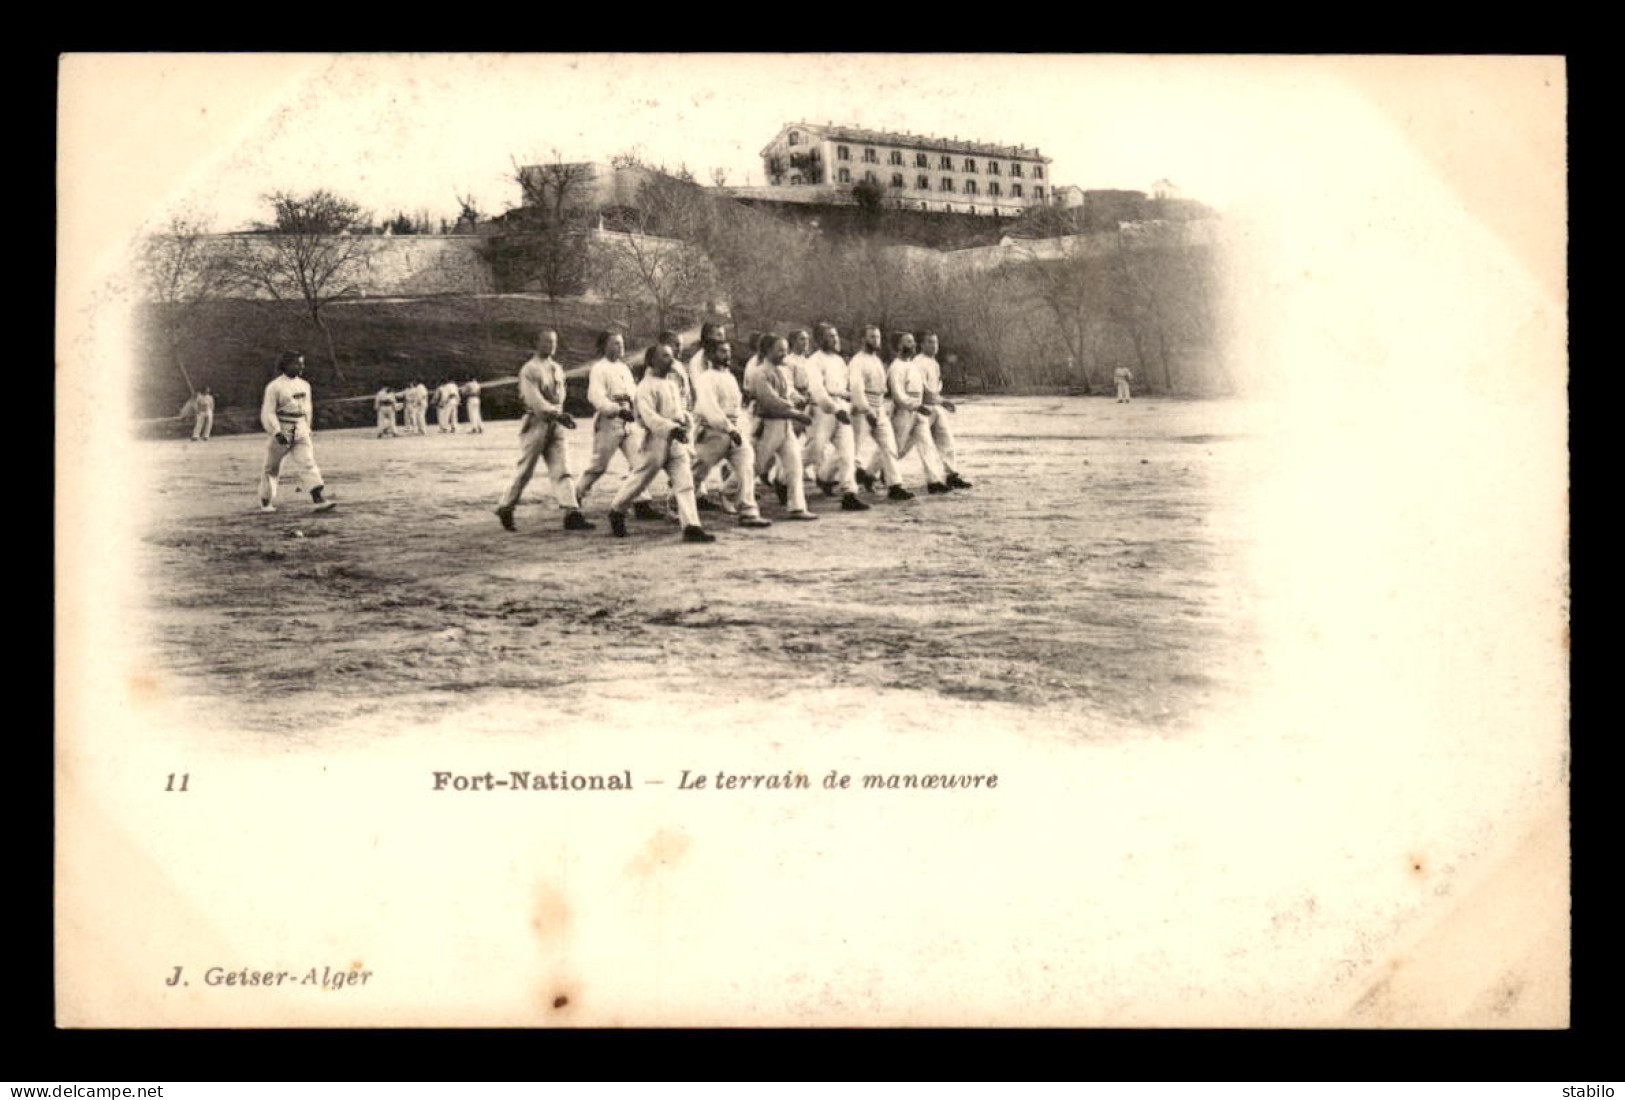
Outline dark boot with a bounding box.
[681,525,716,543]
[495,505,516,532]
[633,500,665,521]
[946,471,973,490]
[855,468,876,493]
[563,509,595,531]
[888,485,916,501]
[817,478,836,498]
[608,511,627,538]
[926,482,950,495]
[840,493,871,512]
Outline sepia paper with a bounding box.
[55,54,1568,1028]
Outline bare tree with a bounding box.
[231,190,371,381]
[591,221,715,337]
[138,213,239,395]
[710,166,729,188]
[1018,236,1115,393]
[480,154,595,325]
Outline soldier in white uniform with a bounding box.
[495,330,593,533]
[574,331,654,516]
[605,344,714,544]
[690,341,772,529]
[405,380,430,435]
[435,379,461,432]
[655,329,697,523]
[374,385,400,437]
[917,334,973,490]
[867,332,949,495]
[743,335,818,521]
[190,388,215,441]
[257,351,335,513]
[1114,365,1134,403]
[804,324,868,512]
[462,378,484,432]
[847,324,913,502]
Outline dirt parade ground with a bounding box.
[135,395,1263,744]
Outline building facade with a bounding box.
[756,122,1054,217]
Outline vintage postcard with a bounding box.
[55,53,1568,1027]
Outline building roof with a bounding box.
[762,122,1051,163]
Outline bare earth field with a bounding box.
[136,395,1261,744]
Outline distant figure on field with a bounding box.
[436,379,461,432]
[190,388,215,441]
[258,351,335,514]
[495,330,593,533]
[1114,366,1134,403]
[405,380,430,435]
[374,385,401,437]
[461,379,484,433]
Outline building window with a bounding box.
[891,173,904,188]
[965,180,978,195]
[1011,164,1023,178]
[838,167,851,183]
[788,131,801,146]
[964,158,977,173]
[863,147,877,163]
[888,150,902,165]
[940,177,954,192]
[1034,186,1045,200]
[989,181,1001,197]
[916,152,928,168]
[989,162,1000,176]
[1034,165,1044,179]
[837,145,851,161]
[940,155,953,170]
[916,174,930,189]
[864,170,878,183]
[1012,183,1023,197]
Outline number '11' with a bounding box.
[165,773,189,792]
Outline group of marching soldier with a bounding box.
[495,323,973,543]
[250,323,975,539]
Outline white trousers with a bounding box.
[260,425,323,503]
[610,437,699,527]
[408,406,428,434]
[576,414,646,502]
[852,405,903,486]
[810,406,857,492]
[498,416,578,511]
[192,411,213,440]
[376,408,397,435]
[690,427,761,518]
[465,397,483,431]
[754,419,809,513]
[929,409,959,472]
[882,406,946,484]
[438,402,460,431]
[1116,381,1131,401]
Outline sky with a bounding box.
[61,53,1346,236]
[59,53,1564,311]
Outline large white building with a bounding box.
[752,122,1054,217]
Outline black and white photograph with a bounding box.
[55,53,1568,1028]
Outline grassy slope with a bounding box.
[137,296,676,436]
